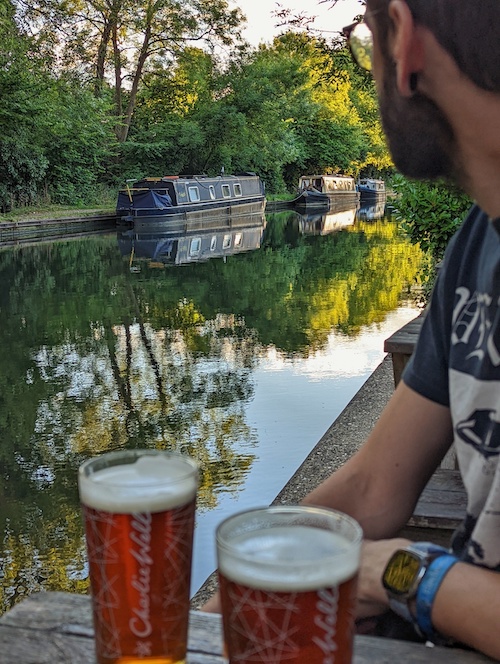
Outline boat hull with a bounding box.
[118,198,266,233]
[293,190,360,211]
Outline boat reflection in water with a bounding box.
[297,205,358,236]
[117,212,266,269]
[356,201,387,221]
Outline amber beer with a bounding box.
[78,450,198,664]
[216,506,362,664]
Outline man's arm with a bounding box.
[203,382,454,614]
[302,381,454,538]
[357,538,500,660]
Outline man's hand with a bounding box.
[201,591,222,614]
[355,537,412,619]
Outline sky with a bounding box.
[233,0,365,46]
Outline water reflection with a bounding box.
[0,211,428,613]
[357,201,387,221]
[297,206,358,236]
[117,212,266,268]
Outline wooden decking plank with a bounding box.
[384,313,426,386]
[383,314,426,354]
[408,469,466,531]
[0,593,493,663]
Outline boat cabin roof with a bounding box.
[298,174,356,192]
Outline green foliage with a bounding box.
[0,139,48,211]
[1,2,392,206]
[391,174,472,260]
[41,81,117,204]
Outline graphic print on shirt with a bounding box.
[451,286,500,461]
[449,286,500,568]
[452,287,500,367]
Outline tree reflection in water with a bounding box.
[0,210,429,614]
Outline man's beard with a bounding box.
[379,62,458,181]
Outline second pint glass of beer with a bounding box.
[78,449,198,664]
[216,505,362,664]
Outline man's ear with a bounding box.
[388,0,425,96]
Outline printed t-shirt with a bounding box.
[404,204,500,570]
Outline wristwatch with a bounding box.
[382,542,458,641]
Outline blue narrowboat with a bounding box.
[357,178,386,202]
[116,173,266,232]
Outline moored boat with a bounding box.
[116,173,266,232]
[357,178,386,202]
[293,174,360,210]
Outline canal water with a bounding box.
[0,207,428,613]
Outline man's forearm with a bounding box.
[432,562,500,659]
[358,538,500,659]
[302,382,454,539]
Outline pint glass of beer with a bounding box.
[78,449,198,664]
[216,505,362,664]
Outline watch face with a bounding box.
[383,549,421,596]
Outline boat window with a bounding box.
[210,236,217,251]
[234,183,242,197]
[188,186,200,202]
[222,234,231,249]
[234,233,243,247]
[222,184,231,198]
[209,185,216,200]
[190,238,201,255]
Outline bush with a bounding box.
[392,174,472,260]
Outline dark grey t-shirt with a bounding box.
[404,204,500,570]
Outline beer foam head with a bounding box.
[218,524,361,591]
[78,451,198,513]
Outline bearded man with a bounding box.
[206,3,500,657]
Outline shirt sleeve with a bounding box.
[402,268,451,407]
[401,206,482,406]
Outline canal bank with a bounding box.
[0,200,292,244]
[0,214,116,244]
[191,354,395,607]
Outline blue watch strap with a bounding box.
[415,553,459,641]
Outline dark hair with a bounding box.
[368,0,500,91]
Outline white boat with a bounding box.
[293,174,360,210]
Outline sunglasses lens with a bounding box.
[350,23,373,71]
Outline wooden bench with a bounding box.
[401,468,466,546]
[384,314,465,538]
[384,312,426,387]
[0,592,493,663]
[384,311,458,470]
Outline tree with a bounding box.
[16,0,246,142]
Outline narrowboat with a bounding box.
[116,173,266,232]
[357,178,386,201]
[293,175,360,210]
[117,212,266,268]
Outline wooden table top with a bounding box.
[0,592,493,663]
